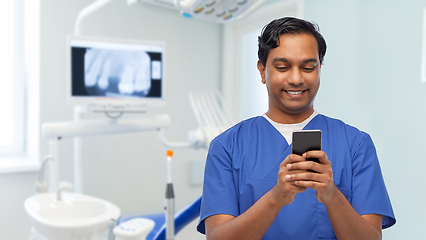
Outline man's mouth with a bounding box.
[284,90,306,95]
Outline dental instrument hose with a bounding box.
[165,150,175,240]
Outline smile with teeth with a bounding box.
[285,90,306,95]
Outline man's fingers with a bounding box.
[288,159,319,171]
[303,151,330,164]
[281,154,307,168]
[285,171,320,182]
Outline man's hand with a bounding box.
[284,151,383,240]
[271,154,309,207]
[283,151,338,204]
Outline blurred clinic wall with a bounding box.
[305,0,426,239]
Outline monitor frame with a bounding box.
[66,35,166,109]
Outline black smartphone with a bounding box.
[292,130,322,163]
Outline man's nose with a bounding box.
[287,69,304,86]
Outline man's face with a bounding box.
[258,33,321,123]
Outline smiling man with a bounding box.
[259,32,320,123]
[197,17,396,240]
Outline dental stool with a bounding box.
[119,197,201,240]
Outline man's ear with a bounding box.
[257,60,266,84]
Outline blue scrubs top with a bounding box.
[197,115,396,239]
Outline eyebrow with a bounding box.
[272,57,289,64]
[272,57,318,65]
[302,58,318,64]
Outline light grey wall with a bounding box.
[0,172,38,239]
[305,0,426,239]
[0,0,222,239]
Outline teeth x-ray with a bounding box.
[84,48,152,96]
[69,37,164,107]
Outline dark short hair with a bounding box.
[258,17,327,66]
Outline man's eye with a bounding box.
[276,66,289,70]
[303,67,315,72]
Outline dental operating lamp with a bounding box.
[171,0,268,23]
[75,0,268,34]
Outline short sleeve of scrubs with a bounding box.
[351,133,396,228]
[197,133,238,234]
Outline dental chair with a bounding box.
[119,197,202,240]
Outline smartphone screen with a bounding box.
[292,130,322,163]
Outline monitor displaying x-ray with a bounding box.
[67,36,165,108]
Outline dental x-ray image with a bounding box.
[84,49,152,96]
[71,44,163,100]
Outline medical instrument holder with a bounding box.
[165,185,175,240]
[188,90,234,148]
[113,218,155,240]
[165,150,175,240]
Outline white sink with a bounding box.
[25,192,120,240]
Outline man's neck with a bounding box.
[265,108,315,124]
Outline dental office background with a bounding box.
[0,0,425,239]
